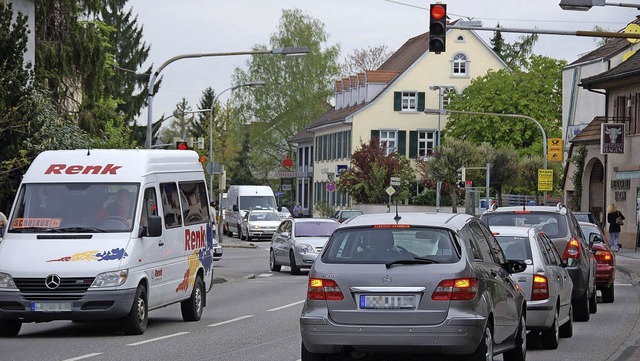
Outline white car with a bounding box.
[277,206,292,220]
[240,210,281,241]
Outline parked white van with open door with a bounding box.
[0,149,215,336]
[224,185,276,237]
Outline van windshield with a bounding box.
[239,196,276,211]
[8,183,139,233]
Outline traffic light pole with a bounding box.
[448,24,640,40]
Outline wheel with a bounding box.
[122,284,148,335]
[0,319,21,337]
[573,290,590,322]
[465,323,493,361]
[181,276,205,322]
[503,314,526,361]
[589,287,598,314]
[270,249,281,272]
[559,304,573,338]
[602,284,615,303]
[290,251,301,275]
[301,342,327,361]
[541,310,560,349]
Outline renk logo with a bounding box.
[185,225,206,251]
[44,164,123,175]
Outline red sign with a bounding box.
[326,182,336,193]
[282,154,293,168]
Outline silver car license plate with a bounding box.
[31,302,72,312]
[359,295,416,309]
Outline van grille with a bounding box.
[14,278,94,293]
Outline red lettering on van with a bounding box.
[44,164,122,175]
[184,226,206,251]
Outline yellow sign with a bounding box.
[538,169,553,192]
[626,24,640,44]
[547,138,563,162]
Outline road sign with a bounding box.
[282,184,292,191]
[547,138,563,162]
[390,176,401,186]
[277,171,296,178]
[386,186,396,196]
[538,169,553,192]
[326,182,336,193]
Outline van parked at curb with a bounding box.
[0,149,215,336]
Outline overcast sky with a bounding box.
[128,0,639,127]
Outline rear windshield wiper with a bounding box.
[385,257,439,269]
[56,227,106,233]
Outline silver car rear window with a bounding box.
[295,222,339,237]
[322,227,460,264]
[482,213,568,239]
[494,236,533,261]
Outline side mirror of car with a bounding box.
[145,215,162,237]
[281,231,290,238]
[503,260,527,274]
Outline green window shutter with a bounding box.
[417,92,425,111]
[398,131,406,156]
[394,92,401,111]
[371,130,380,141]
[409,131,418,158]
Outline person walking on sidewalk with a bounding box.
[607,203,625,252]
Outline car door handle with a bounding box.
[158,240,164,247]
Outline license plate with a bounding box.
[31,302,72,312]
[359,295,416,309]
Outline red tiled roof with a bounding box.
[365,70,399,83]
[570,117,606,144]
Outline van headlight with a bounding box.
[300,244,314,253]
[0,272,17,289]
[91,270,128,288]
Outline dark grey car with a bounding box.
[300,212,527,361]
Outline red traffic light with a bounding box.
[431,4,446,20]
[176,141,189,150]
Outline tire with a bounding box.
[465,323,493,361]
[0,319,21,337]
[541,310,560,349]
[122,284,148,335]
[290,251,301,275]
[301,342,327,361]
[602,284,615,303]
[503,314,526,361]
[589,287,598,314]
[573,290,590,322]
[559,304,573,338]
[270,249,281,272]
[181,276,205,322]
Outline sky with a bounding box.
[128,0,640,127]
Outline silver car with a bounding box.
[270,218,339,275]
[301,212,528,361]
[491,226,574,349]
[239,210,281,241]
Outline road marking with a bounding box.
[257,273,274,278]
[615,283,633,286]
[208,314,254,327]
[126,332,190,346]
[62,353,103,361]
[267,300,305,312]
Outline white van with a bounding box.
[224,185,276,237]
[0,149,216,336]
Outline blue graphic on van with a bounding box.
[47,248,128,262]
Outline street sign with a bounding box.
[277,171,296,178]
[390,176,401,186]
[538,169,553,192]
[547,138,563,162]
[282,184,292,191]
[386,186,396,196]
[326,182,336,193]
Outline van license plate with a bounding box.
[31,302,72,312]
[359,295,416,309]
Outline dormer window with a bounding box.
[393,91,425,112]
[452,53,468,76]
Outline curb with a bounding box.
[220,242,258,249]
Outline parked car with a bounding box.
[481,203,598,321]
[330,209,363,223]
[573,211,601,228]
[301,212,528,361]
[579,221,616,303]
[270,218,339,275]
[212,236,223,261]
[277,206,292,220]
[491,226,574,349]
[239,210,281,241]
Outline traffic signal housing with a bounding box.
[456,167,466,188]
[176,140,189,150]
[429,4,447,54]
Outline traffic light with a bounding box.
[456,167,466,188]
[429,4,447,54]
[176,140,189,150]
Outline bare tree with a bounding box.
[341,45,393,76]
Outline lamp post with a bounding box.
[559,0,640,10]
[428,84,455,213]
[145,46,309,149]
[208,81,266,203]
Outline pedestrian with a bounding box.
[0,212,7,240]
[606,203,625,251]
[293,202,302,218]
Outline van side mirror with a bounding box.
[145,215,162,237]
[233,205,238,212]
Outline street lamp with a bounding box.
[559,0,640,10]
[208,81,266,203]
[145,46,309,148]
[428,84,455,213]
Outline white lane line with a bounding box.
[126,331,190,346]
[257,273,274,278]
[267,300,305,312]
[615,283,633,286]
[62,353,103,361]
[208,314,254,327]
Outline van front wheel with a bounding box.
[122,285,148,335]
[181,276,205,322]
[0,319,21,337]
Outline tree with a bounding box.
[592,25,610,47]
[444,55,566,158]
[341,45,393,76]
[157,98,195,143]
[233,8,340,180]
[478,144,519,206]
[337,138,413,204]
[228,129,257,186]
[489,24,539,70]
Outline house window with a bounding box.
[402,91,418,111]
[452,53,468,76]
[418,130,437,157]
[380,130,397,155]
[442,87,456,109]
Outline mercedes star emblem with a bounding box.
[382,275,392,284]
[45,274,61,290]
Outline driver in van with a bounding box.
[96,189,133,225]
